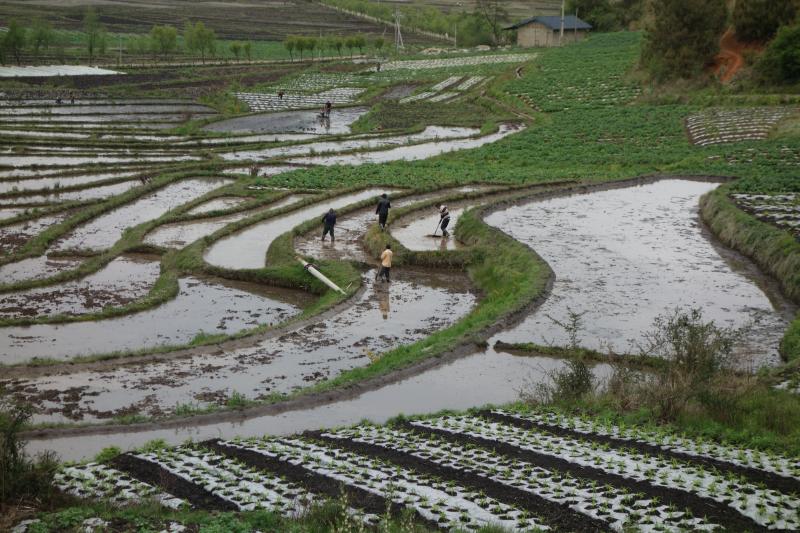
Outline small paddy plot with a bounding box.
[686,107,797,146]
[0,255,83,285]
[411,414,800,531]
[392,207,467,251]
[219,437,544,531]
[0,207,24,220]
[181,133,316,147]
[186,196,249,215]
[0,65,120,77]
[0,103,214,116]
[10,269,474,422]
[205,188,394,270]
[271,72,362,93]
[0,210,74,255]
[0,170,141,195]
[55,178,232,252]
[4,114,191,124]
[145,194,311,249]
[205,107,369,135]
[427,91,458,103]
[294,123,522,166]
[2,180,139,206]
[732,193,800,239]
[235,88,366,112]
[487,179,795,368]
[221,125,478,162]
[223,165,300,178]
[0,153,199,169]
[382,52,538,71]
[0,255,159,319]
[456,75,488,91]
[55,463,185,510]
[0,276,308,364]
[0,129,91,140]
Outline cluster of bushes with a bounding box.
[641,0,800,85]
[566,0,645,32]
[1,18,62,65]
[282,34,383,60]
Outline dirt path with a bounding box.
[713,27,763,84]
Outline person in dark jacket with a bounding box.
[376,193,391,231]
[322,208,337,242]
[438,205,451,237]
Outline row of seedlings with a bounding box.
[400,75,489,104]
[686,107,796,147]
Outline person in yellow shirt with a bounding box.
[378,244,393,282]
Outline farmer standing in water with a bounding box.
[321,208,337,242]
[376,193,391,231]
[438,205,451,237]
[378,244,393,282]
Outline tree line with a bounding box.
[283,34,383,60]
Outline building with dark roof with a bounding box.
[504,15,592,48]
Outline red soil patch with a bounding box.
[712,27,764,83]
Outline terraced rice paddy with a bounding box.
[732,192,800,239]
[382,53,538,71]
[235,88,367,112]
[400,75,487,103]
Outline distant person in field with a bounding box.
[278,90,284,100]
[321,208,337,242]
[438,205,451,237]
[376,62,381,72]
[325,101,332,117]
[378,244,393,282]
[376,193,391,231]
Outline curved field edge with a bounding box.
[699,187,800,362]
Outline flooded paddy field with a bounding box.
[0,254,160,319]
[5,267,475,424]
[205,107,369,135]
[0,153,199,168]
[0,255,83,285]
[0,104,215,116]
[392,206,467,251]
[2,180,139,206]
[205,188,395,270]
[486,179,796,369]
[55,178,232,252]
[0,171,140,194]
[0,210,75,254]
[0,276,310,364]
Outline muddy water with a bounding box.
[0,104,214,115]
[0,255,159,319]
[186,133,317,146]
[5,114,192,123]
[0,208,25,221]
[0,211,74,255]
[220,127,476,162]
[0,129,91,140]
[2,181,138,205]
[292,124,522,166]
[0,276,310,364]
[186,197,248,215]
[0,171,140,194]
[23,348,611,461]
[487,179,795,369]
[205,188,396,270]
[392,207,466,251]
[55,178,232,252]
[0,256,83,285]
[144,195,311,249]
[0,154,198,168]
[295,187,489,263]
[205,107,369,135]
[10,267,475,424]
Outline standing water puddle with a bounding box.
[205,188,397,270]
[145,195,311,249]
[0,276,310,364]
[55,178,232,252]
[486,179,795,368]
[0,254,159,319]
[205,107,369,135]
[8,267,476,423]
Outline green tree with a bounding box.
[30,18,54,62]
[184,21,215,63]
[295,36,307,60]
[567,0,620,32]
[733,0,796,42]
[3,19,26,66]
[127,34,152,56]
[475,0,509,45]
[334,36,344,57]
[353,34,366,55]
[230,41,242,61]
[83,6,106,64]
[344,36,357,57]
[373,36,385,56]
[284,35,297,61]
[305,36,317,60]
[149,25,177,59]
[756,23,800,84]
[243,41,252,61]
[641,0,727,81]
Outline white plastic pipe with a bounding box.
[297,257,346,294]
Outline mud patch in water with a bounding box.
[0,254,159,319]
[186,197,249,215]
[0,276,310,364]
[205,107,369,135]
[55,178,232,252]
[486,179,795,369]
[0,255,83,285]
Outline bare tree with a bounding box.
[475,0,509,45]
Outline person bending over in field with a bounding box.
[376,193,391,231]
[379,244,393,282]
[322,208,337,242]
[438,205,451,237]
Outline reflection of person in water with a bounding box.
[377,286,390,320]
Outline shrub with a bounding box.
[733,0,796,42]
[525,359,595,405]
[641,0,727,81]
[756,23,800,84]
[0,396,58,506]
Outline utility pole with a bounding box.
[559,0,565,46]
[394,9,404,52]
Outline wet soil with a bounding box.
[292,123,522,166]
[0,171,140,194]
[0,275,310,364]
[144,194,311,249]
[392,206,467,251]
[0,104,215,115]
[0,255,83,284]
[2,180,139,206]
[486,179,795,369]
[0,254,160,319]
[55,178,232,252]
[205,107,369,135]
[8,267,474,424]
[0,210,75,255]
[185,196,248,215]
[0,153,198,168]
[204,188,396,270]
